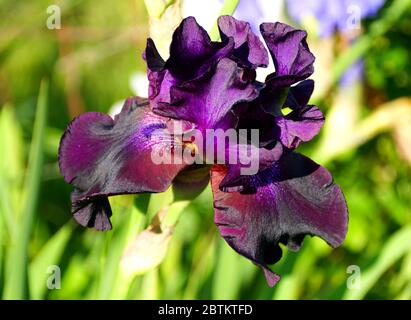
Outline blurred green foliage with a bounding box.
[0,0,411,300]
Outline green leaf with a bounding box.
[0,210,3,289]
[96,195,149,299]
[212,238,242,299]
[343,224,411,300]
[28,223,72,299]
[0,104,24,238]
[3,80,48,299]
[138,269,160,299]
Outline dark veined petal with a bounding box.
[285,79,315,110]
[266,80,318,150]
[210,152,348,286]
[218,141,284,192]
[234,101,280,146]
[143,38,167,100]
[143,17,234,107]
[235,80,320,150]
[153,58,259,130]
[166,16,234,80]
[58,97,188,230]
[143,38,165,72]
[276,105,324,149]
[260,22,315,87]
[218,15,269,68]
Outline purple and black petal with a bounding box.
[218,15,269,68]
[153,58,259,130]
[143,38,166,100]
[275,80,323,149]
[235,78,321,150]
[211,152,348,286]
[59,97,188,230]
[275,104,324,149]
[218,141,284,193]
[166,16,234,80]
[260,22,315,89]
[285,79,315,110]
[144,16,234,107]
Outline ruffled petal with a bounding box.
[166,16,234,80]
[260,22,315,87]
[210,152,348,286]
[143,17,234,108]
[143,39,167,100]
[153,58,259,130]
[59,97,188,230]
[285,79,315,110]
[218,15,269,68]
[235,79,320,149]
[276,105,324,149]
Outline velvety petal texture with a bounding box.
[59,15,348,287]
[218,141,284,192]
[235,96,323,152]
[59,97,188,230]
[166,16,234,80]
[211,152,348,286]
[153,58,258,130]
[285,79,315,110]
[275,105,324,149]
[143,16,234,107]
[261,22,315,88]
[277,80,323,149]
[218,15,269,68]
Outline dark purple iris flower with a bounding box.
[59,16,348,286]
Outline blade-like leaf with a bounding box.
[3,80,48,299]
[343,224,411,300]
[29,223,72,299]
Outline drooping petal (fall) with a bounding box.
[210,152,348,286]
[59,97,189,230]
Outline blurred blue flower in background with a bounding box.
[286,0,385,38]
[233,0,283,34]
[287,0,384,87]
[340,53,364,87]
